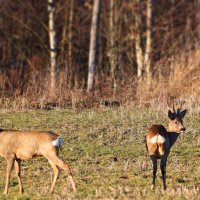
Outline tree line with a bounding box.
[0,0,199,103]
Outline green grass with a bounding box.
[0,107,199,199]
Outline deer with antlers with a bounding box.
[146,101,187,190]
[0,130,76,194]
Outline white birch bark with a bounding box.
[135,0,143,78]
[144,0,153,81]
[109,0,117,92]
[87,0,101,95]
[48,0,57,95]
[135,0,154,80]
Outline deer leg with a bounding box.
[44,152,76,193]
[48,160,59,194]
[56,158,76,193]
[150,155,157,190]
[3,157,14,195]
[14,159,23,194]
[160,156,167,190]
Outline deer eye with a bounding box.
[175,121,178,124]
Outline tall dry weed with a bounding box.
[0,46,200,109]
[136,46,200,106]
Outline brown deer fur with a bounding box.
[146,102,187,190]
[0,130,76,194]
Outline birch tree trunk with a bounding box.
[144,0,154,81]
[109,0,117,92]
[48,0,57,95]
[135,0,143,79]
[87,0,101,95]
[135,0,154,80]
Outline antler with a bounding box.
[176,101,183,116]
[167,100,175,113]
[167,99,185,115]
[178,101,183,109]
[167,98,186,120]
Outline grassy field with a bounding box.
[0,106,199,200]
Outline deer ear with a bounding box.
[179,109,187,119]
[168,110,176,120]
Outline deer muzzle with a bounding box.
[180,127,186,133]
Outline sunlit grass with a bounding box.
[0,107,199,199]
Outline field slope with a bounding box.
[0,107,199,199]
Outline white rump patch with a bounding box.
[150,135,166,144]
[150,136,158,144]
[52,136,62,147]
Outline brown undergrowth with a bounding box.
[0,47,200,110]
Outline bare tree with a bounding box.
[87,0,101,95]
[135,0,154,80]
[68,0,74,89]
[144,0,154,81]
[0,0,198,100]
[109,0,118,92]
[135,0,143,78]
[48,0,57,95]
[60,0,74,88]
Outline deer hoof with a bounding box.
[151,184,155,190]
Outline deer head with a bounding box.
[167,101,187,133]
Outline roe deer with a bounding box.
[0,130,76,194]
[146,102,187,190]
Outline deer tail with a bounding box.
[52,136,63,152]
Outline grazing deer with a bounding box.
[0,130,76,194]
[146,102,187,190]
